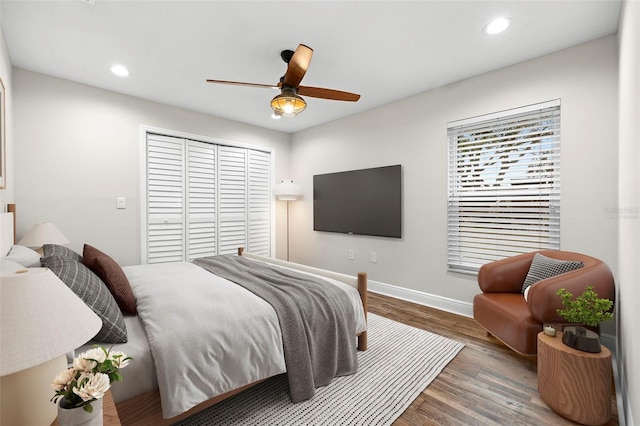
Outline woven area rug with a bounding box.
[174,313,464,426]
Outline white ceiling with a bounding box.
[1,1,621,134]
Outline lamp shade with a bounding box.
[17,222,70,248]
[0,268,102,376]
[273,180,303,201]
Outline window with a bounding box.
[143,132,272,264]
[447,100,561,273]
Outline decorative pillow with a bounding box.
[41,244,83,264]
[521,253,584,294]
[5,245,41,267]
[83,244,137,316]
[1,259,27,275]
[43,256,127,343]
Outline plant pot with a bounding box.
[57,398,103,426]
[562,326,602,353]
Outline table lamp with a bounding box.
[0,268,102,425]
[17,222,70,255]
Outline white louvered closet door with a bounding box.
[146,135,185,263]
[145,134,271,263]
[186,140,217,261]
[217,146,249,255]
[248,149,271,256]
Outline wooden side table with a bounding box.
[537,332,612,425]
[51,390,121,426]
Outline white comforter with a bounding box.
[124,260,365,419]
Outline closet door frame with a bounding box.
[139,125,276,264]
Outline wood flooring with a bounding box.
[367,292,619,426]
[117,291,619,425]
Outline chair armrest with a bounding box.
[527,260,615,324]
[477,252,536,293]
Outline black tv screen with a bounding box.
[313,165,402,238]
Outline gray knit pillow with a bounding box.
[43,256,127,343]
[41,244,83,263]
[521,253,584,294]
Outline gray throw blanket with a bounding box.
[193,255,358,402]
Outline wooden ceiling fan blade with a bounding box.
[283,44,313,88]
[297,85,361,102]
[206,79,278,89]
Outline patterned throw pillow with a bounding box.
[41,244,83,264]
[43,256,128,343]
[521,253,584,294]
[83,244,137,316]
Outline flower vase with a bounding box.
[57,398,103,426]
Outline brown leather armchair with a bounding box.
[472,251,615,356]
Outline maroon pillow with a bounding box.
[83,244,137,315]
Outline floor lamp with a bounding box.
[273,179,302,261]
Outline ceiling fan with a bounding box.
[206,44,360,118]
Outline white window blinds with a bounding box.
[447,100,561,273]
[145,133,271,264]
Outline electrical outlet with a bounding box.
[348,249,354,260]
[370,252,377,263]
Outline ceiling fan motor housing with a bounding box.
[280,49,295,63]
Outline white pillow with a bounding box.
[4,245,42,267]
[0,259,27,275]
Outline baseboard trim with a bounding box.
[368,279,474,318]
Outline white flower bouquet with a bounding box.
[51,346,132,413]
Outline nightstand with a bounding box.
[51,390,121,426]
[537,331,612,425]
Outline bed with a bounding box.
[1,205,368,425]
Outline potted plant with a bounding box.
[51,346,132,426]
[556,286,614,353]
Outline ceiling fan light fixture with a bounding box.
[271,87,306,117]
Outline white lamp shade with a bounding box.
[17,222,70,248]
[0,268,102,376]
[273,179,303,201]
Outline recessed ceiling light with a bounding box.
[483,18,511,35]
[110,64,130,77]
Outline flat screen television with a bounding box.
[313,165,402,238]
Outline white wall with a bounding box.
[290,36,619,318]
[617,1,639,424]
[0,28,14,209]
[13,70,291,265]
